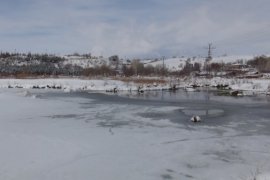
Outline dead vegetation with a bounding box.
[112,77,167,85]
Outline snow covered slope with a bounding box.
[63,55,109,68]
[143,55,254,71]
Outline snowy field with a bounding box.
[1,89,270,180]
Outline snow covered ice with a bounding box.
[0,89,270,180]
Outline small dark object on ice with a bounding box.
[230,90,243,96]
[191,116,201,123]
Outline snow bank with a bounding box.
[185,77,270,93]
[0,78,135,91]
[0,78,169,92]
[0,77,269,94]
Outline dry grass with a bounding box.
[0,73,54,79]
[112,77,167,84]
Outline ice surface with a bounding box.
[0,89,270,180]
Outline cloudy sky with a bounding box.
[0,0,270,58]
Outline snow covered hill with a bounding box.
[62,55,110,68]
[143,55,254,71]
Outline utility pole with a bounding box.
[206,43,215,62]
[204,43,216,74]
[162,56,165,77]
[204,43,215,115]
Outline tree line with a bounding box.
[1,51,270,77]
[247,56,270,73]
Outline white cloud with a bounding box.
[0,0,270,57]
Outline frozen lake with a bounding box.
[1,89,270,180]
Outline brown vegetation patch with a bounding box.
[112,77,167,84]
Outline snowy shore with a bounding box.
[0,78,170,92]
[0,77,269,94]
[186,77,270,94]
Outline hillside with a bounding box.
[143,55,254,72]
[0,52,265,78]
